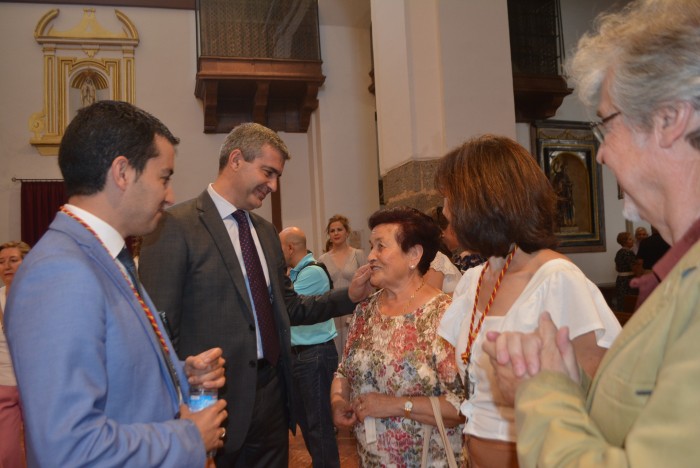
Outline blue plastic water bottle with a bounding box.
[189,386,219,457]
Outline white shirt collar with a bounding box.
[207,183,243,220]
[63,204,125,259]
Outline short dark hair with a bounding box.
[434,134,558,258]
[368,206,441,275]
[59,100,179,198]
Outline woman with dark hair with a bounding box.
[331,206,464,467]
[424,207,463,294]
[0,241,31,468]
[430,206,486,274]
[434,135,620,468]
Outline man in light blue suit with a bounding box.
[5,101,228,467]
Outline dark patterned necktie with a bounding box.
[232,210,280,365]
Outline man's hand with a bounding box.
[348,264,373,303]
[185,348,225,389]
[534,312,579,382]
[483,312,580,403]
[481,345,531,406]
[180,399,228,453]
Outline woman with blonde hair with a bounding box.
[0,240,31,468]
[318,214,367,356]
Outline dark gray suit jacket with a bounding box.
[139,190,356,453]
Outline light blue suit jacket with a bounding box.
[5,212,204,467]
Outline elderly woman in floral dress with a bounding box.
[331,206,464,467]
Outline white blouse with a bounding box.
[438,258,621,442]
[0,286,17,386]
[430,251,463,294]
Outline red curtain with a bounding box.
[20,181,66,247]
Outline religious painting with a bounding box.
[531,120,606,253]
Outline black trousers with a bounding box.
[215,364,288,468]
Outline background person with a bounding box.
[425,249,463,295]
[279,226,340,468]
[0,240,30,468]
[435,135,621,468]
[5,101,227,467]
[140,124,373,467]
[425,207,463,295]
[430,206,485,274]
[483,1,700,465]
[613,231,637,311]
[632,226,648,254]
[318,214,368,357]
[636,226,670,272]
[331,206,464,467]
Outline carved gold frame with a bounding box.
[28,8,139,156]
[531,120,606,253]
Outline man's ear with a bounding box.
[110,156,131,191]
[228,149,244,171]
[655,101,694,149]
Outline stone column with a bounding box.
[371,0,516,210]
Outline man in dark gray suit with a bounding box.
[139,123,372,467]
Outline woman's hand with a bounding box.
[352,392,396,422]
[331,396,357,429]
[331,376,356,429]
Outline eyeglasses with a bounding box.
[590,111,621,144]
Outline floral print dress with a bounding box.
[336,291,464,467]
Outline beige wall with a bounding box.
[0,0,638,283]
[0,3,379,258]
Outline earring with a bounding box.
[409,265,415,270]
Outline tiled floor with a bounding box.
[288,427,359,467]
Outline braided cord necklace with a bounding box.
[461,244,518,365]
[59,206,183,403]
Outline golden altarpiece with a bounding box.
[28,8,139,156]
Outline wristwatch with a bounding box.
[404,397,413,418]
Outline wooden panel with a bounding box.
[0,0,195,9]
[195,58,325,133]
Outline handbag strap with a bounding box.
[420,396,459,468]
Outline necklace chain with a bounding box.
[461,245,518,365]
[380,279,426,315]
[403,279,425,314]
